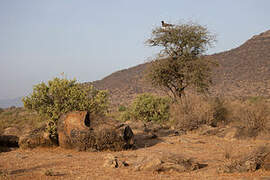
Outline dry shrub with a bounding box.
[222,144,234,160]
[228,99,270,138]
[221,146,270,173]
[210,97,229,127]
[170,95,206,130]
[169,94,230,131]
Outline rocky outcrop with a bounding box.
[0,127,20,151]
[57,111,134,151]
[102,152,207,173]
[18,126,56,149]
[0,135,19,147]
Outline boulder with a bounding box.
[57,111,134,151]
[134,153,206,173]
[136,157,163,171]
[19,126,56,149]
[3,127,20,136]
[0,135,19,147]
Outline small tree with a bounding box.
[146,21,216,101]
[23,77,108,141]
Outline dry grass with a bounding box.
[0,107,47,136]
[228,98,270,138]
[169,94,270,138]
[221,145,270,173]
[169,94,229,131]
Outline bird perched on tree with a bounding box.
[161,21,173,27]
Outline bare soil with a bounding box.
[1,128,270,180]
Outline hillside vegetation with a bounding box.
[88,30,270,107]
[1,26,270,179]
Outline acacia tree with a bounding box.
[146,22,216,101]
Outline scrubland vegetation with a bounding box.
[0,107,46,136]
[116,93,270,138]
[1,94,269,140]
[21,77,109,142]
[0,21,270,179]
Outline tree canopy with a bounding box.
[146,22,217,100]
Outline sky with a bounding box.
[0,0,269,99]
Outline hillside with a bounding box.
[88,30,270,106]
[211,30,270,97]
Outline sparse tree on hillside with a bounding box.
[145,21,217,101]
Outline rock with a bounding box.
[0,135,19,147]
[200,125,239,140]
[135,153,206,173]
[3,127,20,136]
[103,154,119,168]
[138,157,163,171]
[125,120,145,130]
[199,125,217,136]
[223,127,238,140]
[19,126,56,149]
[57,111,134,151]
[57,111,91,149]
[103,154,129,168]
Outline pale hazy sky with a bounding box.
[0,0,269,99]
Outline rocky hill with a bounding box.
[88,30,270,106]
[211,30,270,97]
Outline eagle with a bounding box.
[161,21,173,27]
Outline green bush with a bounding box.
[129,94,171,123]
[118,111,132,122]
[0,108,4,114]
[23,77,109,141]
[118,105,127,112]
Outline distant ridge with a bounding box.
[0,97,23,108]
[89,30,270,106]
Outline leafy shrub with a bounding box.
[129,94,171,123]
[23,77,109,141]
[118,111,132,122]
